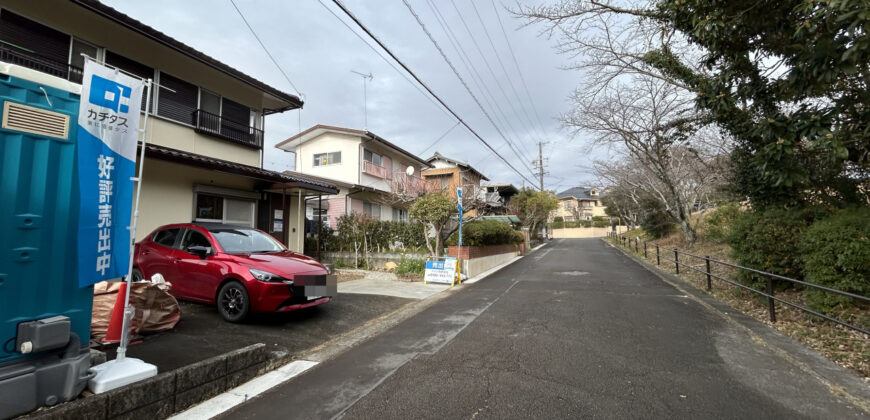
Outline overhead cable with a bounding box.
[328,0,540,189]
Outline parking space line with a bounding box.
[168,360,319,420]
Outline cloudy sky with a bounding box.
[102,0,602,192]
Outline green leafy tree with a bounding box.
[409,193,456,257]
[510,188,559,239]
[521,0,870,208]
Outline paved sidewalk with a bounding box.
[338,276,450,300]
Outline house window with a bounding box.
[363,149,382,166]
[563,201,571,210]
[195,193,255,227]
[105,51,154,111]
[313,151,341,166]
[392,208,407,222]
[363,202,380,220]
[157,71,198,125]
[0,10,70,78]
[69,38,99,84]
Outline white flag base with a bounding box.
[88,357,157,394]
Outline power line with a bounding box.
[423,0,533,168]
[400,0,538,180]
[468,0,547,146]
[328,0,540,189]
[229,0,302,96]
[315,0,454,122]
[418,121,460,157]
[444,0,537,161]
[489,0,551,139]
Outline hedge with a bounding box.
[446,220,523,247]
[726,206,828,291]
[800,207,870,314]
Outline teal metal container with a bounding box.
[0,68,92,366]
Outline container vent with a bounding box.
[2,101,70,139]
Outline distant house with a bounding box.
[480,183,519,215]
[550,187,607,222]
[421,152,489,215]
[275,124,433,227]
[0,0,337,252]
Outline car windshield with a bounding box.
[209,228,286,254]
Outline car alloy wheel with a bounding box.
[131,268,143,282]
[217,281,249,322]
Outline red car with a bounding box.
[132,223,334,322]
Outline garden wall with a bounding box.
[551,226,628,239]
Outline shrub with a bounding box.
[396,255,425,276]
[703,202,742,242]
[592,219,610,228]
[553,216,564,223]
[727,207,828,290]
[641,207,673,239]
[801,207,870,314]
[447,220,523,246]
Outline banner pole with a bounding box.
[116,78,152,361]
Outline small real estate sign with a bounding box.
[424,257,459,285]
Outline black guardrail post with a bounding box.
[634,238,639,253]
[643,242,647,258]
[766,277,777,323]
[705,256,712,291]
[674,249,679,275]
[655,245,660,265]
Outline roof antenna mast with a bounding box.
[350,70,373,130]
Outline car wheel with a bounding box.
[131,268,144,282]
[217,281,250,323]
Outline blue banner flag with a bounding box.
[76,61,144,287]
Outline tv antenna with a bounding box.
[350,70,373,129]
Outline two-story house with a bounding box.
[0,0,338,252]
[421,152,489,216]
[550,186,608,222]
[275,124,432,227]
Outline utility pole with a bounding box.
[532,141,548,191]
[532,141,549,239]
[350,70,373,130]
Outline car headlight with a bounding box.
[249,268,287,283]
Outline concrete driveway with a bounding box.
[105,292,414,372]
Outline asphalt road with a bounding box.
[106,293,414,371]
[221,239,869,419]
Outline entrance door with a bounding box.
[266,193,287,245]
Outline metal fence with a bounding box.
[607,232,870,336]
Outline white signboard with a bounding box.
[424,258,458,285]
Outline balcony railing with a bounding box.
[193,109,263,148]
[363,160,391,179]
[0,44,83,83]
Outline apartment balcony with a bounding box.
[0,44,84,83]
[193,109,263,148]
[390,174,438,199]
[363,160,391,179]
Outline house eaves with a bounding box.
[426,151,490,181]
[276,124,431,168]
[70,0,302,114]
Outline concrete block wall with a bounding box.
[448,244,521,259]
[24,343,283,420]
[461,252,518,278]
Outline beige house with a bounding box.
[0,0,337,252]
[275,125,433,227]
[550,186,608,222]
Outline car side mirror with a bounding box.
[187,246,212,259]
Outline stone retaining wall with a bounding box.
[25,344,284,420]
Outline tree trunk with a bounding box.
[434,228,442,257]
[679,219,696,247]
[423,225,435,257]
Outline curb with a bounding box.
[603,238,870,413]
[21,344,283,420]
